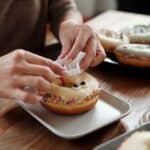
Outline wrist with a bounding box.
[60,19,81,28]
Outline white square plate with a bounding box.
[18,90,132,139]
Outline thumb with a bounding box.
[58,41,71,59]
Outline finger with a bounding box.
[90,42,106,67]
[24,51,66,74]
[20,62,60,82]
[80,37,97,70]
[49,61,68,75]
[15,75,51,93]
[64,29,90,60]
[24,51,49,65]
[58,40,72,59]
[12,88,43,104]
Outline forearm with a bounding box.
[49,0,83,39]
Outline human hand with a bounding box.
[0,50,66,104]
[58,20,106,70]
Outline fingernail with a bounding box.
[58,55,63,59]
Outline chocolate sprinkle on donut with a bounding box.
[43,90,100,105]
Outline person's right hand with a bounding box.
[0,49,66,104]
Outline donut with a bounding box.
[41,72,101,115]
[119,131,150,150]
[97,29,129,53]
[121,24,150,44]
[114,44,150,67]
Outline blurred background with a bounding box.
[75,0,150,20]
[46,0,150,45]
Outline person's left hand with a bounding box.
[58,20,106,70]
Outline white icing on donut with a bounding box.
[121,24,150,43]
[45,72,100,102]
[116,44,150,57]
[123,25,150,34]
[99,29,128,41]
[98,29,129,52]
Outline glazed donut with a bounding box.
[121,24,150,44]
[114,44,150,67]
[41,72,101,115]
[119,131,150,150]
[97,29,129,53]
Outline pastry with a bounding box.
[98,29,129,53]
[114,44,150,67]
[121,24,150,44]
[41,72,101,115]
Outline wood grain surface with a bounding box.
[0,10,149,150]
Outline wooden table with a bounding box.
[0,10,150,150]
